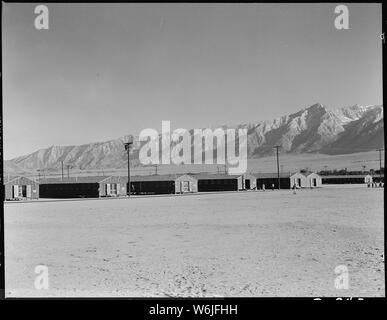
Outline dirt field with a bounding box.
[4,185,384,297]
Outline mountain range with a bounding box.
[4,103,384,174]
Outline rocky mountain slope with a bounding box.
[4,103,384,173]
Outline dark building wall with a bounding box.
[130,181,175,195]
[322,177,365,184]
[40,183,99,198]
[256,178,291,189]
[322,175,384,184]
[197,179,238,192]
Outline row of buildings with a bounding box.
[3,171,381,201]
[4,171,319,200]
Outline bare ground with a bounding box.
[4,185,384,297]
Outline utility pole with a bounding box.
[66,165,71,179]
[376,148,384,185]
[273,145,281,189]
[61,161,64,181]
[124,136,134,196]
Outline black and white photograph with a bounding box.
[0,2,384,302]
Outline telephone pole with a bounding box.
[124,136,134,196]
[66,165,71,179]
[61,161,64,181]
[273,145,281,189]
[376,148,384,184]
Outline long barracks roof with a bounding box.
[253,172,322,179]
[131,173,245,181]
[299,171,315,177]
[189,173,242,180]
[40,174,191,184]
[3,175,20,184]
[39,176,118,184]
[130,174,186,182]
[321,174,374,179]
[3,175,38,184]
[253,172,292,179]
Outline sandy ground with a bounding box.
[4,185,384,297]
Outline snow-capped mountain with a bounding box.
[4,103,384,173]
[244,103,383,156]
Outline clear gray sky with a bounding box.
[2,3,382,159]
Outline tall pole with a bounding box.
[377,148,384,184]
[61,161,64,181]
[66,165,70,179]
[274,145,281,189]
[127,144,130,196]
[125,137,133,196]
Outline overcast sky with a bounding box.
[2,3,382,159]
